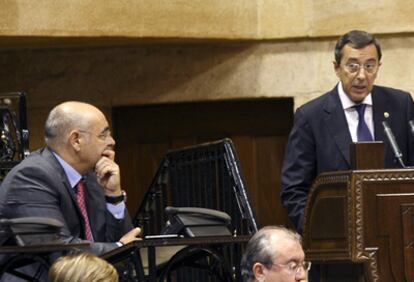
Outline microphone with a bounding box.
[382,120,406,168]
[409,120,414,138]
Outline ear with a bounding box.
[374,61,382,79]
[333,60,340,78]
[68,130,82,152]
[252,262,266,281]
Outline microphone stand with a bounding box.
[383,120,413,168]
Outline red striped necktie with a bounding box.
[75,179,94,241]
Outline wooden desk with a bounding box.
[102,235,251,282]
[0,243,90,281]
[0,243,89,253]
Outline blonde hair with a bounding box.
[48,252,118,282]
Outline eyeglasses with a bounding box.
[344,62,378,74]
[270,261,311,276]
[79,129,112,140]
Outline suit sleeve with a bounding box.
[104,208,133,242]
[2,165,73,232]
[280,108,317,233]
[0,165,126,255]
[405,92,414,166]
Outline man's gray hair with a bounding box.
[240,226,302,282]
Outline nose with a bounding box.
[295,266,307,280]
[108,135,116,146]
[356,66,367,80]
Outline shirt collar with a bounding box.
[337,81,373,110]
[52,151,82,188]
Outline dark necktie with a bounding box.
[354,104,373,141]
[75,179,94,241]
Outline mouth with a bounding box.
[101,149,114,157]
[101,148,115,161]
[352,85,367,93]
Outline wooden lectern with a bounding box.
[302,142,414,281]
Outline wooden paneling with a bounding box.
[255,136,291,227]
[112,98,293,226]
[304,170,414,281]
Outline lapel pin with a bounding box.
[384,112,390,118]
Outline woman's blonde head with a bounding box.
[48,252,118,282]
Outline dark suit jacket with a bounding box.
[0,147,133,255]
[281,85,414,233]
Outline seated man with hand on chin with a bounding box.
[0,101,140,280]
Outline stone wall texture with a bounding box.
[2,1,414,39]
[1,1,414,148]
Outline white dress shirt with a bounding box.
[337,82,375,142]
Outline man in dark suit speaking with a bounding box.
[281,30,414,234]
[0,101,140,255]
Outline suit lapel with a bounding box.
[323,88,353,166]
[371,86,388,142]
[42,147,82,214]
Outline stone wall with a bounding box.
[1,34,414,149]
[1,1,414,149]
[2,1,414,39]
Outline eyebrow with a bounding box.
[286,259,300,264]
[100,127,111,135]
[347,57,377,63]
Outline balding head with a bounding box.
[241,226,303,282]
[44,101,115,174]
[45,102,104,149]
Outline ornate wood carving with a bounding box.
[362,248,379,282]
[303,169,414,281]
[401,204,414,281]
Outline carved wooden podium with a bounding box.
[302,142,414,281]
